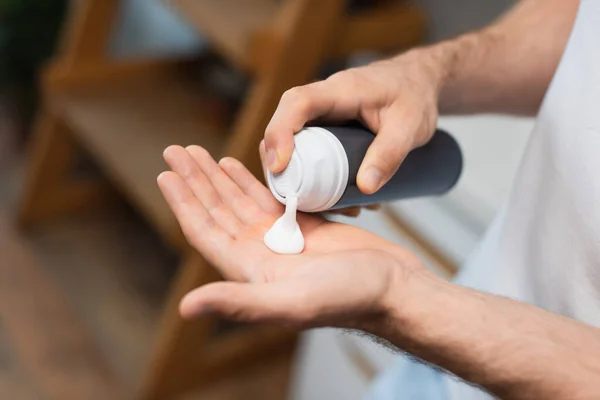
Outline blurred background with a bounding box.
[0,0,529,399]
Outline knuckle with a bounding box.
[375,154,400,175]
[282,86,312,114]
[281,86,305,103]
[372,136,411,165]
[179,164,198,182]
[327,69,354,84]
[264,122,286,144]
[329,68,366,89]
[263,127,276,143]
[177,165,192,181]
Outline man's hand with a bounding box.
[258,139,381,218]
[158,144,600,400]
[264,53,443,195]
[158,145,427,329]
[262,0,577,200]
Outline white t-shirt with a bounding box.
[446,0,600,398]
[368,1,600,399]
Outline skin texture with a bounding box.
[159,145,600,400]
[157,0,600,398]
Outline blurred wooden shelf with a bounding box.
[332,1,426,57]
[166,0,426,74]
[166,0,278,73]
[49,63,230,249]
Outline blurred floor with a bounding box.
[0,118,294,399]
[0,207,124,399]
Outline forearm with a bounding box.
[405,0,579,116]
[377,273,600,399]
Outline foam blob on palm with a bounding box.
[263,196,305,255]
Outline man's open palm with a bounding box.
[158,146,421,329]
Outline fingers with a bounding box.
[180,281,316,327]
[163,146,242,236]
[265,79,359,173]
[185,146,268,227]
[219,155,282,216]
[157,171,232,260]
[259,140,269,184]
[328,207,362,218]
[185,145,244,201]
[357,110,414,194]
[326,204,381,218]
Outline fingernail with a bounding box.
[267,149,278,170]
[362,167,384,193]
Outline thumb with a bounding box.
[265,82,348,173]
[357,117,415,194]
[180,281,314,326]
[259,140,269,183]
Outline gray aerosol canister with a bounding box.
[266,124,463,213]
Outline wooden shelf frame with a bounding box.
[166,0,278,73]
[49,59,229,250]
[166,0,427,74]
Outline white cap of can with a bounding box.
[267,127,349,213]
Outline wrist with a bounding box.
[372,265,498,383]
[381,265,446,332]
[402,31,488,114]
[395,42,458,99]
[384,40,464,122]
[371,258,468,356]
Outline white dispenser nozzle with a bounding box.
[267,127,349,213]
